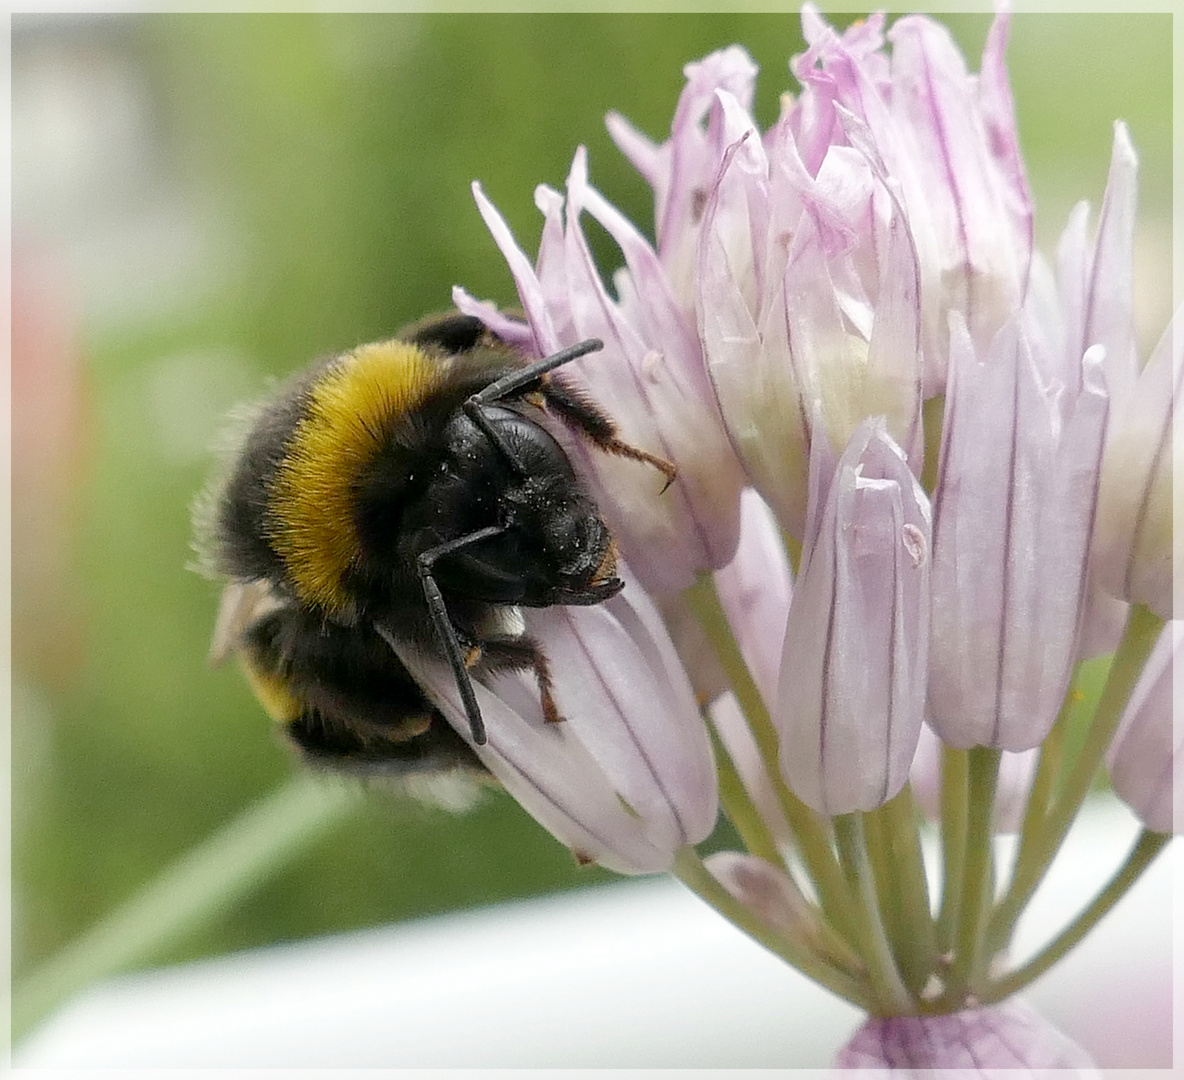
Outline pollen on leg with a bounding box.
[531,648,565,724]
[540,681,565,725]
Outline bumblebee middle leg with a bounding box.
[469,636,562,726]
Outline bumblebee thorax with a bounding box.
[264,340,449,615]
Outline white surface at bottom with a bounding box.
[14,799,1178,1070]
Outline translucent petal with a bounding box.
[1082,123,1140,403]
[1093,308,1181,618]
[705,851,816,939]
[1107,620,1182,834]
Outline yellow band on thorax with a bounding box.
[266,341,447,612]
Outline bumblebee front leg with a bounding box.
[462,338,606,475]
[415,524,507,746]
[541,375,677,491]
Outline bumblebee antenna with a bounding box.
[463,338,604,474]
[471,338,604,406]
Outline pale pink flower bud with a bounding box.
[777,418,931,814]
[794,6,1033,391]
[706,851,817,939]
[697,95,923,539]
[927,314,1109,750]
[1058,123,1140,405]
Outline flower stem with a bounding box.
[869,787,937,997]
[672,846,875,1012]
[861,809,904,968]
[935,745,969,954]
[686,576,861,949]
[986,604,1163,953]
[1011,698,1068,883]
[704,709,870,976]
[707,718,785,868]
[983,828,1170,1003]
[949,746,1001,997]
[11,774,358,1045]
[833,814,914,1014]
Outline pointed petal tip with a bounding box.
[1112,119,1137,165]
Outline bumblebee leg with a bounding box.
[541,375,677,491]
[415,524,507,746]
[475,637,562,725]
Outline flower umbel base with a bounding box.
[834,999,1100,1077]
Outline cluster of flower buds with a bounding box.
[445,6,1176,1069]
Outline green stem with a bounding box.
[833,815,914,1014]
[672,847,875,1012]
[983,829,1170,1003]
[949,747,1001,996]
[686,576,861,948]
[705,720,865,974]
[1011,698,1068,884]
[935,746,969,954]
[861,809,904,971]
[987,604,1164,951]
[707,719,785,869]
[12,774,357,1044]
[873,787,937,997]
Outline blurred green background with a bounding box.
[10,9,1173,1015]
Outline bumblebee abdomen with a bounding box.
[240,605,484,777]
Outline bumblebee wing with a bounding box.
[208,578,286,664]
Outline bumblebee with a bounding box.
[195,312,673,780]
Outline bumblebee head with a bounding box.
[413,403,623,609]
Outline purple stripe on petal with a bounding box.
[527,563,719,849]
